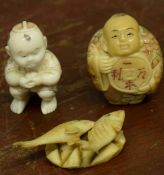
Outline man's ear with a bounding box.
[140,36,144,47]
[43,36,47,48]
[5,46,11,56]
[100,35,108,52]
[139,26,144,47]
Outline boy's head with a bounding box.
[6,21,47,69]
[103,13,141,56]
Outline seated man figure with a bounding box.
[87,13,163,104]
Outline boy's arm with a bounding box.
[5,59,23,87]
[38,52,62,86]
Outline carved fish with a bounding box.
[88,110,125,152]
[13,120,95,148]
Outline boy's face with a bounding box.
[8,30,46,69]
[103,15,141,56]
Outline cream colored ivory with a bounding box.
[13,110,126,168]
[5,21,62,114]
[87,13,163,104]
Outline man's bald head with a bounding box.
[103,13,139,34]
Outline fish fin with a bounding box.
[65,127,80,134]
[67,137,80,146]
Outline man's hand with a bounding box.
[99,57,117,74]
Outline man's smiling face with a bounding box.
[103,14,141,56]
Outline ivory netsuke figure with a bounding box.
[87,13,163,104]
[5,21,62,114]
[14,110,126,168]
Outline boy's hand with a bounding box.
[20,73,42,88]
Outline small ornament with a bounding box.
[13,110,126,168]
[5,21,62,114]
[87,13,163,104]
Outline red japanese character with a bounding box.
[111,68,122,80]
[125,80,137,90]
[137,68,146,79]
